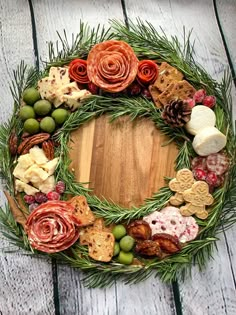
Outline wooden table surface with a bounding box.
[0,1,236,314]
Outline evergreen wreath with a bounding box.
[0,19,236,288]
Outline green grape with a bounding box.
[113,242,120,256]
[112,224,126,240]
[51,108,69,124]
[22,87,40,105]
[117,251,134,265]
[23,118,40,134]
[19,106,35,121]
[40,117,56,133]
[119,235,135,252]
[34,100,52,116]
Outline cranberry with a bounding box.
[35,192,48,204]
[47,191,60,201]
[24,195,36,205]
[193,168,207,181]
[55,181,66,194]
[141,88,152,100]
[185,98,195,108]
[206,171,218,186]
[87,82,99,95]
[202,95,216,109]
[128,82,141,96]
[193,89,206,103]
[29,203,39,212]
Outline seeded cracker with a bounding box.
[80,218,112,245]
[68,195,95,226]
[149,85,162,108]
[164,80,196,104]
[154,62,184,92]
[88,231,115,262]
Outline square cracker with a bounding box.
[68,195,95,226]
[154,62,184,92]
[80,218,112,245]
[164,80,196,104]
[149,85,162,108]
[88,231,115,262]
[158,82,176,106]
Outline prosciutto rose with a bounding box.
[87,40,139,93]
[25,201,81,253]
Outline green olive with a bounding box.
[117,251,134,265]
[119,235,135,252]
[19,106,35,121]
[40,116,56,133]
[22,87,41,105]
[23,118,40,134]
[51,108,69,124]
[34,100,52,116]
[112,224,126,240]
[113,242,120,256]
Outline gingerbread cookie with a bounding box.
[169,169,195,206]
[180,181,214,219]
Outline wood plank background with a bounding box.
[0,0,235,314]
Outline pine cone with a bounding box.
[161,99,192,127]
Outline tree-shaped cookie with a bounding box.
[169,169,195,206]
[180,181,214,219]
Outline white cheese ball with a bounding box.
[185,105,216,135]
[192,126,226,156]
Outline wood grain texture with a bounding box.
[0,1,55,314]
[124,0,236,313]
[32,1,177,315]
[69,115,178,207]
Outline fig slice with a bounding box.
[135,240,162,257]
[152,233,181,254]
[127,220,152,240]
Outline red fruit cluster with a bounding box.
[193,89,216,108]
[191,153,229,191]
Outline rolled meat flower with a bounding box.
[87,40,139,93]
[25,201,81,253]
[136,60,159,86]
[69,59,90,84]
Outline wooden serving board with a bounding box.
[69,115,178,208]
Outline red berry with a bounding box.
[214,175,225,187]
[202,95,216,108]
[35,192,48,204]
[29,203,39,212]
[55,181,66,194]
[128,82,141,96]
[193,89,206,103]
[205,171,218,186]
[193,168,207,181]
[87,82,99,95]
[24,195,36,205]
[185,98,195,108]
[47,191,60,201]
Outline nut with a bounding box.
[17,133,50,155]
[127,220,151,240]
[135,240,162,257]
[42,140,54,160]
[9,131,18,155]
[152,233,181,254]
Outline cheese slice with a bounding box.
[15,179,39,196]
[38,77,58,102]
[18,153,34,169]
[24,164,49,187]
[185,105,216,135]
[63,89,91,110]
[53,82,80,107]
[29,146,48,165]
[192,126,226,156]
[39,175,55,194]
[13,163,29,183]
[49,67,70,86]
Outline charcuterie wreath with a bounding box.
[0,20,236,288]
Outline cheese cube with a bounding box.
[38,77,58,102]
[39,175,55,194]
[24,164,49,187]
[41,157,59,176]
[13,163,29,183]
[63,89,91,110]
[15,179,39,196]
[18,153,34,169]
[29,146,48,165]
[49,67,70,86]
[53,82,80,107]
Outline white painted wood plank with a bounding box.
[124,0,236,314]
[216,0,236,73]
[0,1,55,314]
[32,1,176,314]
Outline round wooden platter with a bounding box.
[69,115,178,208]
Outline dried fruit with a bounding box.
[128,82,141,96]
[42,140,54,160]
[34,192,48,204]
[141,88,152,99]
[47,191,60,201]
[17,133,50,155]
[55,181,66,194]
[29,203,39,212]
[135,240,162,257]
[152,233,181,253]
[127,220,151,240]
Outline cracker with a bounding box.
[149,85,162,108]
[165,80,196,104]
[68,195,95,226]
[158,82,176,106]
[88,231,115,262]
[154,62,183,92]
[79,218,112,245]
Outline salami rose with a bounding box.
[87,40,139,93]
[136,60,158,86]
[25,201,81,253]
[69,59,89,84]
